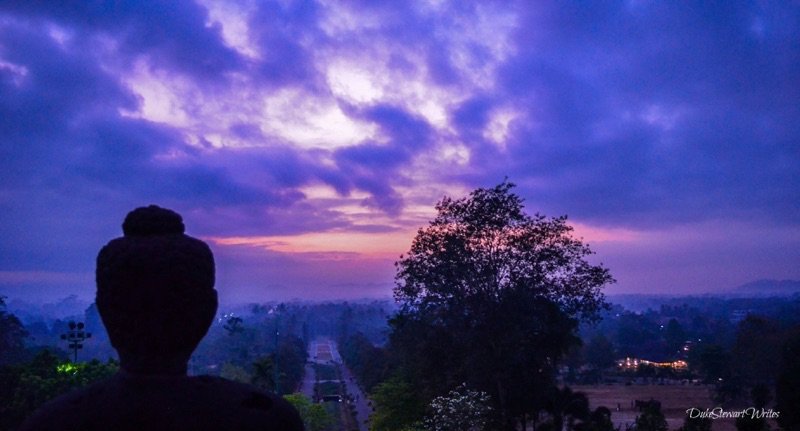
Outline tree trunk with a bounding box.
[495,380,516,431]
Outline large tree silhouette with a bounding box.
[390,181,613,430]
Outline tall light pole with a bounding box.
[275,313,281,396]
[60,321,91,362]
[274,326,280,395]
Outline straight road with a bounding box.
[300,360,316,399]
[305,338,372,431]
[329,340,373,431]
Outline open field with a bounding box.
[573,384,739,431]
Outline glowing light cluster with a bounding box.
[56,363,80,374]
[617,357,688,371]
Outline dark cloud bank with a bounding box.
[0,1,798,300]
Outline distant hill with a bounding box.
[606,279,800,311]
[727,279,800,297]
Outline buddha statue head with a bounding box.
[95,205,218,374]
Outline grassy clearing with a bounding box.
[574,384,743,431]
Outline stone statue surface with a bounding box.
[21,205,304,430]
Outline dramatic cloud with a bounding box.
[0,1,798,302]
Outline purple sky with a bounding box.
[1,1,798,304]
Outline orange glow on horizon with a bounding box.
[207,220,641,260]
[571,222,642,243]
[207,229,416,258]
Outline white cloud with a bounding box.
[198,0,261,59]
[483,108,518,150]
[260,88,378,149]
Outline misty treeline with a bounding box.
[192,299,392,394]
[336,183,800,431]
[581,297,800,361]
[336,294,800,431]
[335,299,800,431]
[5,294,799,431]
[5,294,800,431]
[0,293,394,430]
[572,296,800,382]
[3,182,800,430]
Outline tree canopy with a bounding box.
[283,393,334,431]
[0,296,28,365]
[390,181,614,429]
[394,181,611,321]
[424,383,492,431]
[0,350,118,430]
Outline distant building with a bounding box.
[617,357,688,372]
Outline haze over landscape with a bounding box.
[1,2,798,303]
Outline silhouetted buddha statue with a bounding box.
[21,205,304,431]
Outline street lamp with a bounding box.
[60,321,91,362]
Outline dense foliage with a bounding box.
[394,182,611,321]
[339,332,390,393]
[284,393,334,431]
[391,182,613,429]
[543,387,590,431]
[0,350,118,430]
[677,416,712,431]
[246,335,307,395]
[0,296,28,365]
[423,384,492,431]
[369,373,426,431]
[776,328,800,431]
[633,403,668,431]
